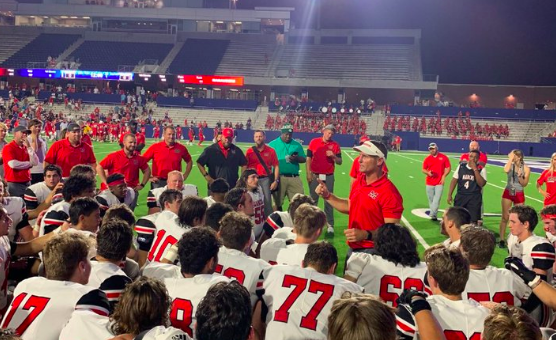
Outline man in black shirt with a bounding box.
[447,150,487,223]
[197,128,247,194]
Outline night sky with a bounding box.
[239,0,556,86]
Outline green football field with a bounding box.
[92,139,550,275]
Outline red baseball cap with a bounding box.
[359,135,371,144]
[222,128,234,138]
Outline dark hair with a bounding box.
[102,204,136,227]
[63,175,95,202]
[236,169,258,191]
[509,205,538,232]
[219,212,253,251]
[303,241,338,274]
[178,196,207,227]
[371,140,388,159]
[28,118,42,128]
[178,227,221,275]
[224,188,247,211]
[159,189,183,209]
[254,130,265,136]
[69,197,100,225]
[460,226,495,267]
[445,206,472,229]
[469,149,480,157]
[69,164,95,178]
[97,220,132,261]
[205,203,234,232]
[375,223,420,267]
[288,194,315,217]
[107,173,126,184]
[163,125,175,133]
[210,178,230,194]
[196,281,252,340]
[424,244,469,295]
[43,164,62,177]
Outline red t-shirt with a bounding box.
[119,132,145,146]
[245,145,279,177]
[142,141,191,179]
[538,170,556,206]
[307,138,341,174]
[44,139,96,177]
[350,156,388,179]
[422,152,451,186]
[460,151,488,169]
[348,173,403,249]
[99,150,148,188]
[2,141,31,182]
[81,134,92,147]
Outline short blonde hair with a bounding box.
[0,123,7,131]
[43,232,89,281]
[328,292,396,340]
[483,305,541,340]
[293,203,326,238]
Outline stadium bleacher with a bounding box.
[215,40,276,77]
[0,33,39,65]
[167,38,230,75]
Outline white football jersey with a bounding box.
[203,196,216,207]
[59,310,111,340]
[346,253,429,306]
[135,212,160,253]
[249,188,265,238]
[96,188,136,210]
[0,236,12,312]
[508,234,555,283]
[263,211,294,239]
[147,185,198,209]
[39,200,70,236]
[276,243,309,267]
[442,238,461,250]
[24,182,53,225]
[165,274,230,337]
[260,238,287,265]
[396,295,489,340]
[149,211,190,263]
[142,262,182,280]
[463,266,529,306]
[87,261,131,311]
[263,265,364,340]
[3,197,29,242]
[138,326,191,340]
[1,277,110,340]
[216,246,271,306]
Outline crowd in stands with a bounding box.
[384,111,510,140]
[265,111,366,135]
[274,95,376,115]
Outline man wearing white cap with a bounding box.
[422,142,451,221]
[307,124,342,234]
[315,140,403,253]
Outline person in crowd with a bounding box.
[537,152,556,207]
[460,140,488,169]
[268,123,306,211]
[143,126,192,190]
[307,124,342,234]
[96,173,137,211]
[146,170,197,214]
[45,123,96,179]
[0,122,8,179]
[203,178,229,207]
[236,169,265,239]
[224,188,255,218]
[118,120,145,153]
[245,130,279,218]
[422,142,451,222]
[447,150,486,224]
[344,223,428,306]
[27,119,48,184]
[440,206,471,249]
[2,125,38,197]
[24,164,64,223]
[499,149,530,248]
[315,140,403,253]
[0,178,33,242]
[482,305,542,340]
[197,128,247,192]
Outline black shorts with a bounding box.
[454,194,482,223]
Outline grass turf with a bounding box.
[92,140,549,275]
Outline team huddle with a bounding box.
[1,117,556,340]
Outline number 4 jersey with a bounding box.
[262,265,363,340]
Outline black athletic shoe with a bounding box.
[499,240,507,248]
[431,217,438,222]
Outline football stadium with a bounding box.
[1,0,556,339]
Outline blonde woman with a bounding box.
[537,152,556,207]
[499,150,530,248]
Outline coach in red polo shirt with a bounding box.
[315,140,403,252]
[246,130,279,217]
[3,126,38,197]
[45,123,97,178]
[422,142,451,222]
[97,133,151,191]
[307,124,342,234]
[143,125,192,189]
[119,120,145,153]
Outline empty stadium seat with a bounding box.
[1,34,80,69]
[168,39,229,75]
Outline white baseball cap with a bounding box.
[353,141,385,159]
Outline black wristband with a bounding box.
[410,299,431,314]
[366,231,372,241]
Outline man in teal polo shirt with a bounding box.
[268,123,306,211]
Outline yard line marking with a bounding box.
[343,150,354,162]
[402,215,430,249]
[409,175,414,179]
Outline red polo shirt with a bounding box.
[2,141,31,183]
[99,150,148,187]
[119,132,145,146]
[423,152,451,186]
[45,139,96,177]
[245,145,279,177]
[350,156,389,178]
[307,138,341,174]
[460,151,488,169]
[143,141,191,179]
[348,173,403,249]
